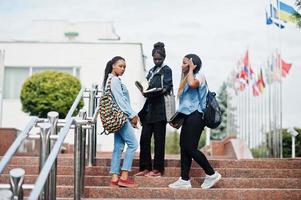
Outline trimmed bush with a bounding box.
[20,71,84,118]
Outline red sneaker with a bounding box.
[145,170,162,177]
[109,179,119,187]
[134,169,150,176]
[118,178,138,188]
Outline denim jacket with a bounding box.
[178,72,207,115]
[105,74,136,119]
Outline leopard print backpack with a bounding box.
[99,77,127,134]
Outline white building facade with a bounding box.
[0,21,146,150]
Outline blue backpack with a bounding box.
[203,83,222,129]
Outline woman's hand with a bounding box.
[188,58,197,72]
[131,115,139,128]
[186,58,200,88]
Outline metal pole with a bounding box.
[78,109,87,194]
[92,84,98,165]
[0,189,13,200]
[87,87,94,166]
[9,168,25,200]
[47,111,58,200]
[292,136,296,158]
[39,123,51,200]
[74,118,85,200]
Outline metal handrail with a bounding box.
[28,87,85,200]
[0,117,39,174]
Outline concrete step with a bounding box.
[60,187,301,199]
[21,187,301,199]
[2,156,301,169]
[2,165,301,178]
[1,175,301,189]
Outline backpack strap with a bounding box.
[104,76,113,96]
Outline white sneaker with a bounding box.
[168,177,192,189]
[201,171,221,189]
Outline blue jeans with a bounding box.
[110,121,138,174]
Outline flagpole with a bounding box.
[277,0,283,158]
[268,68,272,157]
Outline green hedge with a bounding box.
[20,71,84,118]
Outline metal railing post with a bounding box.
[39,123,51,200]
[78,109,87,193]
[74,118,85,200]
[91,84,98,165]
[9,168,25,200]
[47,111,59,200]
[0,189,13,200]
[87,86,96,166]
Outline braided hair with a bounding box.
[102,56,125,90]
[152,42,166,58]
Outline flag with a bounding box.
[266,4,285,28]
[243,50,249,67]
[265,60,273,85]
[279,55,292,77]
[257,68,266,92]
[271,53,282,82]
[252,78,260,96]
[278,1,298,24]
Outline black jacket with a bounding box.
[138,65,173,124]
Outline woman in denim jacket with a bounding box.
[102,56,139,188]
[168,54,221,189]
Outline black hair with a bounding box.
[184,54,202,74]
[152,42,166,58]
[102,56,125,89]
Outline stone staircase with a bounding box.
[1,154,301,199]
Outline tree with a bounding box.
[210,82,237,140]
[20,71,84,118]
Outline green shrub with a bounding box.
[20,71,84,118]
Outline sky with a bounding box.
[0,0,301,128]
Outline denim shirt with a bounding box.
[105,74,136,119]
[178,73,207,115]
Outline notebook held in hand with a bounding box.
[168,112,186,129]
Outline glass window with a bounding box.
[3,67,29,99]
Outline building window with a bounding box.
[3,66,80,99]
[3,67,29,99]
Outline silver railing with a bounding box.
[0,84,101,200]
[28,86,101,200]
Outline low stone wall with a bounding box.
[0,128,19,155]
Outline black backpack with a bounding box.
[203,83,222,129]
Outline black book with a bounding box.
[168,112,186,129]
[135,81,163,95]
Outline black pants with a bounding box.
[139,121,166,172]
[180,111,215,180]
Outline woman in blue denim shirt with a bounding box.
[102,56,139,188]
[168,54,221,189]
